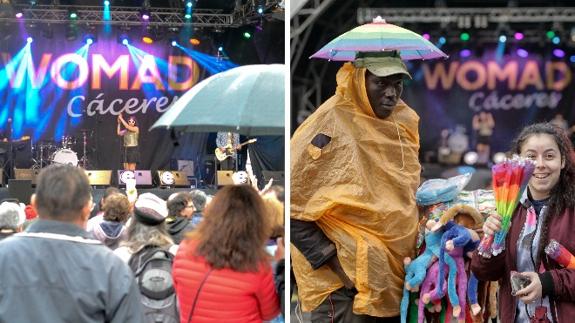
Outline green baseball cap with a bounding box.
[353,51,412,79]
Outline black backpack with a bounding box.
[128,245,180,323]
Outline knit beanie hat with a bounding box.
[133,193,168,226]
[0,202,26,230]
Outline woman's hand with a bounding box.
[483,212,502,236]
[516,272,542,304]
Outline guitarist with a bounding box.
[216,132,241,171]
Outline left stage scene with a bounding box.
[0,1,285,322]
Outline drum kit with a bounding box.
[31,129,92,169]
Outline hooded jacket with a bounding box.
[290,63,421,317]
[89,219,127,250]
[167,216,195,245]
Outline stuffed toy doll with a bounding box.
[430,204,484,321]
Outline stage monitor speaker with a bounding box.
[14,168,40,185]
[157,171,190,187]
[85,170,112,186]
[262,170,285,187]
[217,171,234,186]
[117,170,153,187]
[8,179,33,204]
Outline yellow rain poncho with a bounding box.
[291,63,421,317]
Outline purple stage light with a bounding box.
[15,12,23,18]
[570,55,575,63]
[553,49,565,58]
[142,14,149,20]
[422,33,430,40]
[516,48,528,58]
[460,49,471,58]
[514,32,524,40]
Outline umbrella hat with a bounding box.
[311,16,448,61]
[151,64,285,136]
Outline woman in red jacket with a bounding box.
[471,123,575,322]
[173,185,280,323]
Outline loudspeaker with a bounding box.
[85,170,112,186]
[217,171,234,186]
[14,168,40,185]
[117,170,153,186]
[8,179,33,204]
[262,170,285,187]
[157,171,190,187]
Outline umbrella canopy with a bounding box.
[151,64,285,136]
[310,16,448,61]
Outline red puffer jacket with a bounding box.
[173,239,280,323]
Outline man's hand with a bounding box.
[327,256,354,289]
[516,272,543,304]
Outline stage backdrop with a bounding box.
[402,46,575,156]
[0,26,284,179]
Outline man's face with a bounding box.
[365,71,404,119]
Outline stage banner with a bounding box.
[0,27,203,170]
[403,48,575,157]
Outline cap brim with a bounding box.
[366,65,412,79]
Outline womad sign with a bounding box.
[0,30,201,169]
[404,50,574,155]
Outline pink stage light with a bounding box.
[422,33,430,40]
[514,32,524,40]
[15,12,23,18]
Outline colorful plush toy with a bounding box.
[418,261,446,323]
[401,220,443,323]
[430,204,484,321]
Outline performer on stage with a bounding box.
[215,131,240,171]
[117,114,140,171]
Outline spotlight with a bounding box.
[26,37,33,44]
[499,35,507,43]
[15,12,23,18]
[422,33,430,40]
[514,32,524,40]
[171,40,177,47]
[185,13,191,19]
[257,6,264,14]
[553,48,565,58]
[104,0,110,5]
[438,36,446,45]
[218,46,223,52]
[570,55,575,63]
[460,32,470,42]
[460,49,471,58]
[118,34,130,45]
[463,151,478,165]
[189,38,200,45]
[84,35,96,45]
[142,36,153,44]
[552,36,560,45]
[186,1,192,8]
[142,13,149,20]
[243,32,251,39]
[69,10,77,19]
[493,152,506,164]
[516,48,528,58]
[546,30,556,39]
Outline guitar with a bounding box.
[215,138,257,161]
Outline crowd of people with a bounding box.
[0,165,285,323]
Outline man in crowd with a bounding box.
[0,165,143,322]
[291,51,421,322]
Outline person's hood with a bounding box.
[168,216,190,235]
[92,221,126,242]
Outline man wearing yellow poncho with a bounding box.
[291,52,421,322]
